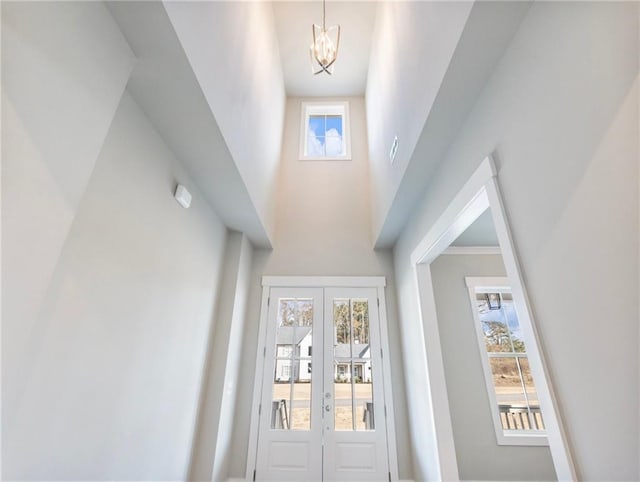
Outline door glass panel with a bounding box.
[353,357,374,431]
[292,375,311,430]
[334,361,354,430]
[334,299,351,348]
[271,298,314,430]
[332,298,375,431]
[351,299,370,345]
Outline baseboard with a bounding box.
[227,479,415,482]
[227,478,412,482]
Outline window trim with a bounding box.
[299,101,351,161]
[465,276,548,446]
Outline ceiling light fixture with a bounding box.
[310,0,340,75]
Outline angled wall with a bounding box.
[2,3,230,478]
[2,1,135,433]
[164,1,286,245]
[394,2,639,480]
[366,1,473,244]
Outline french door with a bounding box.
[254,286,391,482]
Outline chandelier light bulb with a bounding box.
[310,0,340,75]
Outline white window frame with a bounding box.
[465,276,548,446]
[299,101,351,161]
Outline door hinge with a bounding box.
[258,403,262,415]
[253,469,256,481]
[388,471,392,482]
[384,405,387,418]
[267,297,270,307]
[380,348,383,359]
[263,346,266,357]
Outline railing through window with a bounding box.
[498,404,544,431]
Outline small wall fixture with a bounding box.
[174,184,192,209]
[389,136,399,164]
[310,0,340,75]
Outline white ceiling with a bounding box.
[272,1,377,97]
[451,209,500,247]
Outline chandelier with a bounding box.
[310,0,340,75]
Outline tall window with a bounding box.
[299,102,351,160]
[466,277,548,446]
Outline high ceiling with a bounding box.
[272,1,377,97]
[105,1,532,249]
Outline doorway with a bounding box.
[249,279,396,482]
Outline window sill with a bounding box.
[496,431,549,446]
[299,155,352,162]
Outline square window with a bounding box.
[300,102,351,160]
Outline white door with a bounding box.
[255,286,390,482]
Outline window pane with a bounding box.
[308,115,324,136]
[325,115,342,137]
[307,133,325,157]
[489,357,525,404]
[490,357,528,430]
[476,293,526,353]
[503,299,526,352]
[324,135,343,157]
[518,357,545,430]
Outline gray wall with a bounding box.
[431,254,555,481]
[228,97,413,480]
[189,232,253,482]
[3,21,230,475]
[394,2,639,480]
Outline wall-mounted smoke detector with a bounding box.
[389,135,399,165]
[174,184,192,209]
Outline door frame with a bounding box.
[246,276,399,481]
[408,156,577,480]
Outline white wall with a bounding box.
[189,231,253,482]
[3,80,229,479]
[1,1,135,437]
[431,253,556,481]
[394,2,639,480]
[164,1,286,244]
[228,97,413,480]
[366,1,473,242]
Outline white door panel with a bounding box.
[255,286,389,482]
[255,288,324,481]
[323,287,389,482]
